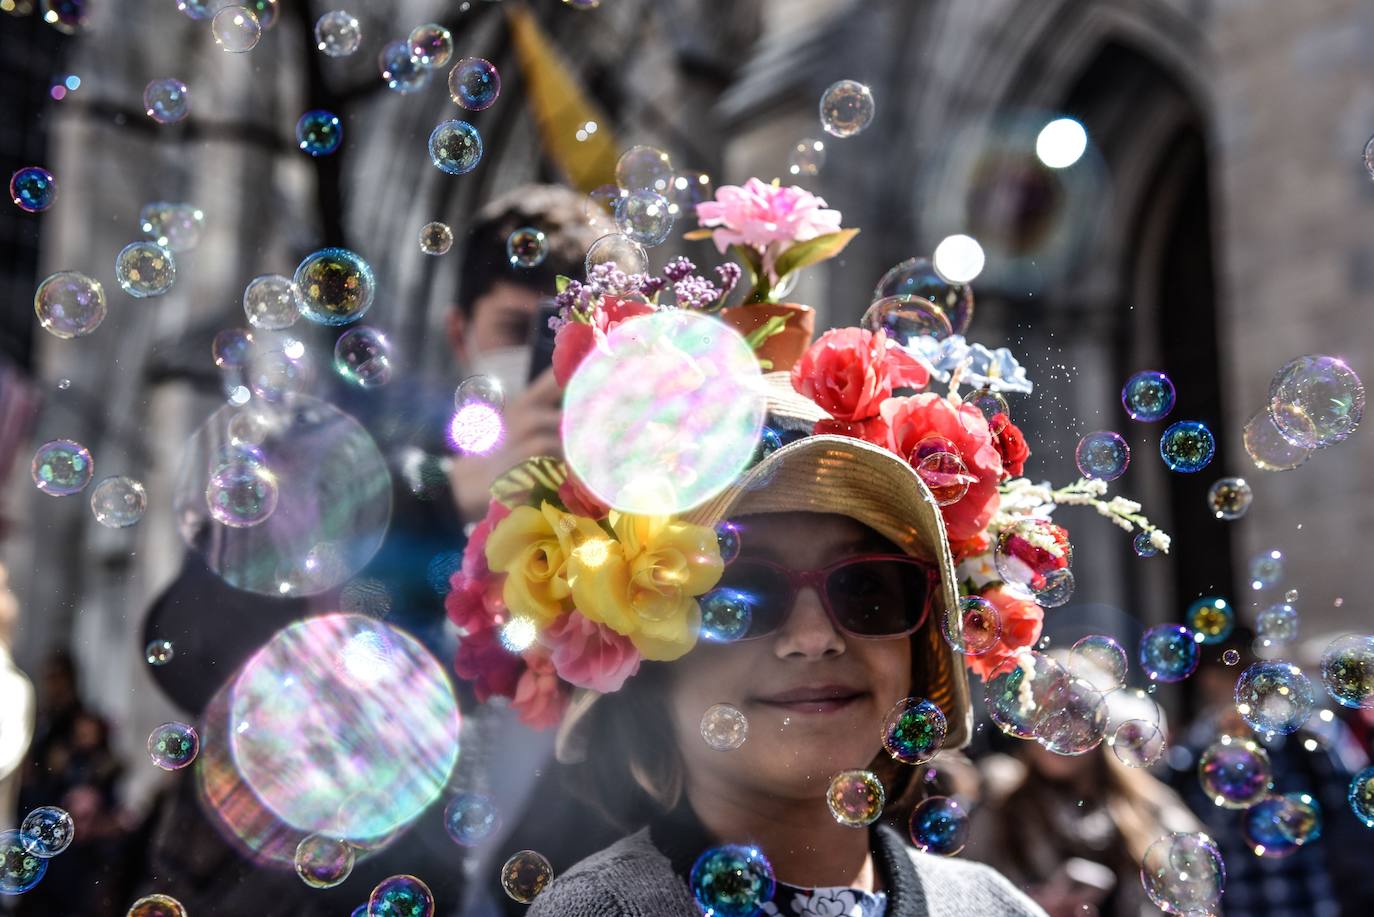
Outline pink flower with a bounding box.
[552,295,657,387]
[546,611,642,693]
[445,499,514,635]
[792,327,929,423]
[964,585,1044,682]
[696,178,842,255]
[511,649,569,730]
[557,472,610,521]
[880,394,1003,543]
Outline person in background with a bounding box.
[966,738,1200,917]
[0,563,34,832]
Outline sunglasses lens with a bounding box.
[714,563,791,639]
[827,559,929,636]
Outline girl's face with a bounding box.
[666,512,915,802]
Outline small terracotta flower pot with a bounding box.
[718,302,816,372]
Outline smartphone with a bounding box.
[527,298,561,382]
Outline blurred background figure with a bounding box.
[0,563,34,832]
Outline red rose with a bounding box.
[964,585,1044,682]
[551,296,657,387]
[791,327,929,423]
[991,415,1029,479]
[880,393,1003,543]
[453,629,525,702]
[949,532,990,563]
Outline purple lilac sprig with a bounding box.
[554,257,738,323]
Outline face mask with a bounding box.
[467,345,531,401]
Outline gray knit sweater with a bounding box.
[526,824,1047,917]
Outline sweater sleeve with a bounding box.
[526,870,637,917]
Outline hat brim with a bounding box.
[555,397,974,763]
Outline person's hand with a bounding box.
[449,367,563,522]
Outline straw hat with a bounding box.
[554,372,973,762]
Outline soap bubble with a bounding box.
[993,518,1072,597]
[1273,792,1322,846]
[715,520,741,565]
[419,222,453,255]
[115,242,175,297]
[1034,568,1075,608]
[1109,720,1165,768]
[126,895,186,917]
[294,247,375,325]
[932,234,986,285]
[408,23,453,68]
[341,578,393,618]
[139,202,205,252]
[213,326,257,369]
[379,40,429,93]
[211,6,261,52]
[1132,531,1158,557]
[506,227,547,267]
[90,476,147,527]
[616,145,673,193]
[370,875,434,917]
[1256,602,1298,646]
[315,10,361,56]
[986,652,1069,739]
[584,184,624,226]
[872,257,973,336]
[1139,624,1199,683]
[1069,635,1127,690]
[147,721,199,770]
[699,590,753,643]
[143,78,190,123]
[334,326,393,388]
[448,57,500,110]
[34,271,105,338]
[244,0,277,29]
[243,274,300,330]
[1320,634,1374,709]
[859,295,954,346]
[19,807,73,858]
[32,439,93,496]
[500,851,552,904]
[1268,355,1363,448]
[1159,421,1214,473]
[1235,660,1314,735]
[1249,549,1284,591]
[455,374,504,409]
[444,793,501,847]
[245,338,311,403]
[145,639,175,666]
[615,189,674,246]
[819,79,875,138]
[40,0,87,33]
[294,835,354,889]
[788,138,826,176]
[1121,370,1175,422]
[1186,596,1234,645]
[585,233,648,276]
[941,596,1001,657]
[1207,477,1252,520]
[0,830,46,894]
[965,388,1010,435]
[230,615,459,839]
[1244,408,1311,471]
[1350,766,1374,827]
[1035,677,1108,755]
[561,311,766,514]
[908,797,969,856]
[700,703,748,751]
[1139,832,1225,915]
[1198,735,1272,808]
[1223,649,1240,666]
[1075,431,1130,481]
[690,844,774,917]
[826,769,885,827]
[10,165,56,212]
[429,120,483,175]
[296,110,342,156]
[916,451,975,506]
[206,457,278,528]
[881,697,947,765]
[1244,793,1321,857]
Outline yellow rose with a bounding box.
[484,503,573,626]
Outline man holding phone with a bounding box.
[445,184,600,523]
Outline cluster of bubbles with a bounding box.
[690,844,775,917]
[826,769,886,827]
[296,110,343,156]
[881,697,947,764]
[147,721,200,771]
[819,79,875,138]
[10,165,57,213]
[700,703,748,751]
[1139,832,1226,915]
[909,797,970,856]
[444,793,502,847]
[500,851,553,904]
[143,78,190,124]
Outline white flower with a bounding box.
[1150,529,1172,552]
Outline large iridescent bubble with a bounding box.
[1198,735,1272,809]
[229,614,459,841]
[1139,832,1225,915]
[985,652,1069,740]
[1139,624,1199,683]
[1320,634,1374,709]
[1267,355,1363,449]
[871,257,973,337]
[173,396,391,596]
[1234,660,1314,735]
[562,311,766,514]
[690,844,775,917]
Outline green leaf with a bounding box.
[742,314,790,350]
[771,228,860,281]
[730,245,769,304]
[555,275,572,294]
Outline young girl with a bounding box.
[512,386,1046,916]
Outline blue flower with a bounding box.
[902,334,1033,394]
